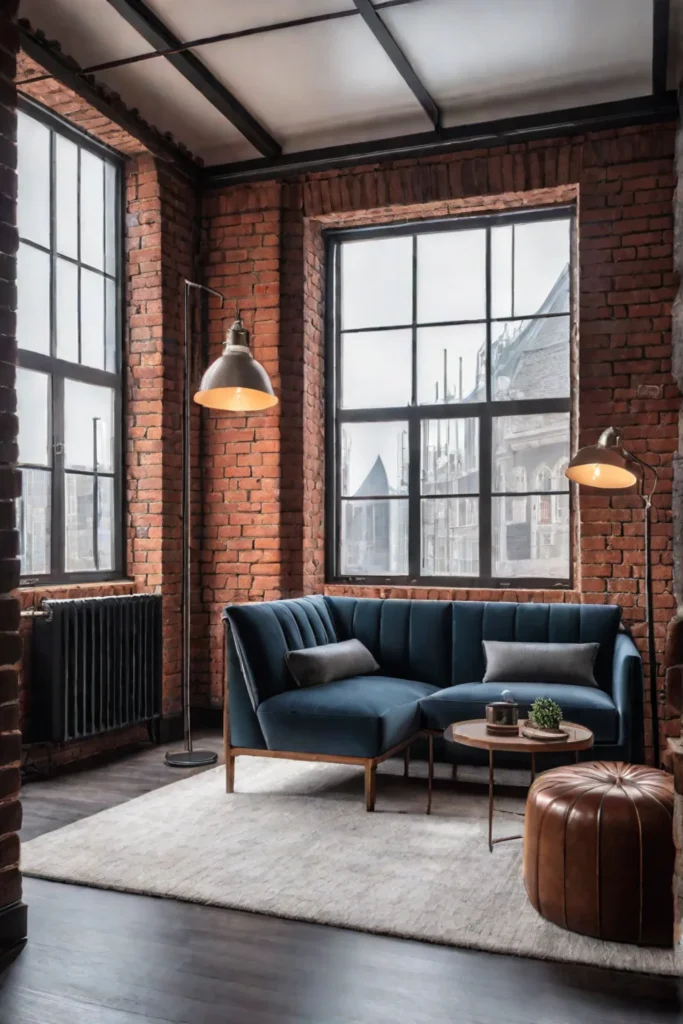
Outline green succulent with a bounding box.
[528,697,563,731]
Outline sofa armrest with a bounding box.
[611,632,644,763]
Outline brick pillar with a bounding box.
[0,0,26,964]
[669,93,683,949]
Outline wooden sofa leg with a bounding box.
[404,746,410,778]
[226,754,235,794]
[365,762,376,812]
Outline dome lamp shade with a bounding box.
[564,426,638,490]
[194,315,278,412]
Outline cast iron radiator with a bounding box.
[31,594,162,743]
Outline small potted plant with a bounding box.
[521,697,568,742]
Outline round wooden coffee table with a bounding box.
[433,719,594,851]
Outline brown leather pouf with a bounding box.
[524,762,675,947]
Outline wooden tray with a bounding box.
[520,722,569,742]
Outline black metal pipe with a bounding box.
[643,498,660,766]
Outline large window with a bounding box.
[16,101,122,584]
[326,208,573,587]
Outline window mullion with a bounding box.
[52,373,65,578]
[478,225,493,581]
[408,234,420,580]
[408,413,420,580]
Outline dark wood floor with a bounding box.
[19,730,225,842]
[2,731,680,1024]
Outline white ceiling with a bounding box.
[18,0,668,167]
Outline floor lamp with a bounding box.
[565,426,659,766]
[165,281,279,768]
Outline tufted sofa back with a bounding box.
[224,596,622,712]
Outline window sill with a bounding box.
[19,579,136,601]
[323,582,582,601]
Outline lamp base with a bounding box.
[165,749,218,768]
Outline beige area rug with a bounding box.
[21,757,681,976]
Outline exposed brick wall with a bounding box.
[198,184,284,707]
[201,125,678,763]
[0,0,24,945]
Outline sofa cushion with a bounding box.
[420,682,618,744]
[285,639,379,688]
[257,676,438,759]
[482,640,599,687]
[324,596,453,687]
[451,602,621,692]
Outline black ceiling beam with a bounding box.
[18,23,199,179]
[652,0,670,96]
[203,92,678,187]
[352,0,440,130]
[104,0,281,158]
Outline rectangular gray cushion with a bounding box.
[482,640,599,687]
[285,639,379,688]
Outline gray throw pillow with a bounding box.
[482,640,600,687]
[285,639,379,688]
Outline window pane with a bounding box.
[421,418,478,494]
[417,324,486,404]
[80,149,105,270]
[104,161,118,277]
[492,494,569,578]
[514,219,570,317]
[492,315,569,400]
[65,473,95,572]
[17,368,49,466]
[341,421,408,496]
[56,258,79,363]
[341,329,411,409]
[17,243,50,353]
[417,229,486,323]
[18,112,50,247]
[80,268,105,368]
[341,498,408,575]
[105,275,117,372]
[491,225,512,319]
[55,135,78,258]
[98,476,115,571]
[18,468,51,575]
[421,498,478,576]
[341,236,412,330]
[493,414,570,494]
[64,380,115,472]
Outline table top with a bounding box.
[444,719,594,754]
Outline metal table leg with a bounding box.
[426,733,434,815]
[488,747,524,851]
[488,748,494,852]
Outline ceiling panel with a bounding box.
[190,15,432,157]
[143,0,356,39]
[383,0,653,126]
[18,0,259,162]
[18,0,665,169]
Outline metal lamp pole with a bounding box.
[165,280,224,768]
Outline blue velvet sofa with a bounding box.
[223,596,644,810]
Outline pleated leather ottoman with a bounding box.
[523,762,675,947]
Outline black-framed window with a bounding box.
[16,99,124,585]
[325,207,574,589]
